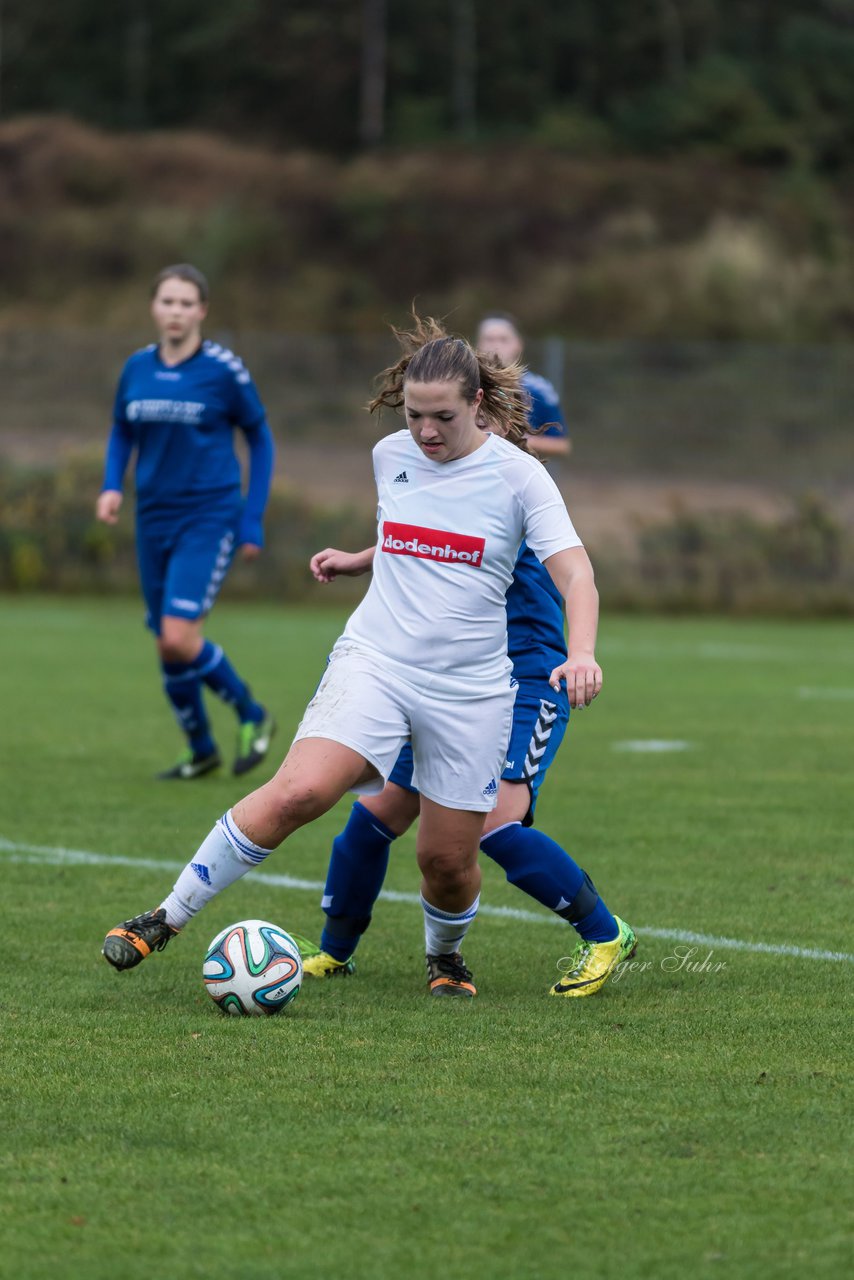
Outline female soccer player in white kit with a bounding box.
[102,317,602,997]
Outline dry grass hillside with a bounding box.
[2,117,852,612]
[2,115,854,339]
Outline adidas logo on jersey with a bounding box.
[393,470,409,484]
[481,778,498,798]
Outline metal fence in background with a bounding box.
[0,330,852,492]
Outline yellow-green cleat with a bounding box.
[233,713,276,777]
[302,949,356,979]
[549,917,637,998]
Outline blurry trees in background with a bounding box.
[1,2,854,341]
[0,1,853,166]
[124,0,151,129]
[360,0,387,147]
[452,0,477,142]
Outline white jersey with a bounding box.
[339,430,582,697]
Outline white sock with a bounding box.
[160,809,274,929]
[421,892,480,956]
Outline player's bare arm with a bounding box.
[527,434,571,459]
[310,545,376,583]
[542,546,602,708]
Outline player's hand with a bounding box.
[310,548,372,582]
[96,490,123,524]
[548,651,603,709]
[240,543,262,563]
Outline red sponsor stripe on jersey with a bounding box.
[382,521,485,568]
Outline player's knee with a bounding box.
[418,849,474,895]
[267,781,333,833]
[364,787,419,836]
[159,637,196,664]
[158,624,200,664]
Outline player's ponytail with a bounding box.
[370,312,534,456]
[476,355,532,453]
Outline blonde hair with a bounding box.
[370,313,533,453]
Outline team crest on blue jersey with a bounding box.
[125,398,205,425]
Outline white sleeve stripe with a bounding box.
[203,342,250,379]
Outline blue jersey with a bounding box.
[103,340,274,545]
[506,541,566,682]
[522,370,568,441]
[509,371,568,677]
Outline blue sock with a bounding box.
[480,823,619,943]
[195,639,264,724]
[319,801,396,961]
[161,660,216,756]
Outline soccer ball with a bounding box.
[202,919,303,1017]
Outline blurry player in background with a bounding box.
[96,263,276,780]
[477,312,570,460]
[102,316,617,999]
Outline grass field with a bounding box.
[1,598,851,1280]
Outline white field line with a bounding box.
[613,740,693,754]
[797,686,854,702]
[599,639,791,662]
[2,835,851,965]
[600,639,854,666]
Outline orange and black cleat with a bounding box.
[102,908,177,971]
[426,951,477,998]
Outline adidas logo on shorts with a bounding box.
[393,470,409,484]
[481,778,498,798]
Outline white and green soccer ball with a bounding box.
[203,919,303,1016]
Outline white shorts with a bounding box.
[292,645,517,812]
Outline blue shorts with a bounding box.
[388,678,570,825]
[136,510,238,635]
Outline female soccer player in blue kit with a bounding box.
[303,331,633,998]
[477,312,570,461]
[96,264,276,780]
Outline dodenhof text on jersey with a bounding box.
[381,521,486,568]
